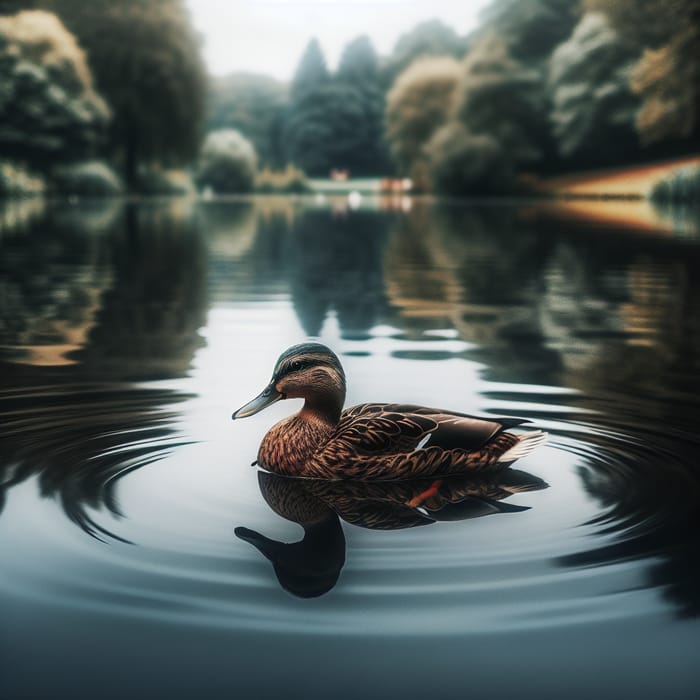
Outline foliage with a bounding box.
[631,22,700,145]
[42,0,207,187]
[479,0,579,62]
[50,159,122,196]
[384,55,461,186]
[382,19,466,86]
[286,36,388,176]
[548,13,640,162]
[587,0,700,145]
[452,34,547,167]
[0,160,44,196]
[0,11,109,167]
[650,166,700,206]
[196,129,257,194]
[426,123,515,196]
[256,165,309,194]
[289,38,329,101]
[334,35,389,174]
[207,72,287,168]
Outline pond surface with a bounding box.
[1,195,699,699]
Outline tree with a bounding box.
[479,0,579,62]
[43,0,207,187]
[286,81,368,176]
[334,35,388,175]
[285,38,331,174]
[384,55,462,186]
[207,72,288,168]
[383,19,466,86]
[548,13,640,162]
[195,129,257,194]
[452,34,547,167]
[586,0,700,145]
[0,10,108,167]
[290,38,329,101]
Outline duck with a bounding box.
[231,342,547,481]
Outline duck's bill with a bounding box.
[231,384,282,419]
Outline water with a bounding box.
[1,195,699,699]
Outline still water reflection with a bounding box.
[0,195,699,699]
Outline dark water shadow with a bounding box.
[236,469,547,598]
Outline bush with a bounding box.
[136,169,195,196]
[50,160,123,196]
[426,123,516,196]
[195,129,257,194]
[0,161,45,196]
[650,166,700,206]
[256,165,309,194]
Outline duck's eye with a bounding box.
[290,360,303,372]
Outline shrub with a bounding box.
[195,129,257,194]
[50,160,123,196]
[256,165,309,194]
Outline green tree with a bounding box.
[0,10,108,167]
[43,0,207,187]
[384,55,461,187]
[586,0,700,144]
[290,37,329,101]
[479,0,579,62]
[285,38,331,174]
[334,35,388,175]
[452,34,547,167]
[383,19,466,86]
[207,72,288,168]
[548,12,640,162]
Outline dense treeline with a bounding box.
[1,0,697,196]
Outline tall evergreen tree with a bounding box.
[290,38,329,101]
[335,35,388,175]
[286,38,332,175]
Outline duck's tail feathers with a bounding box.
[498,430,548,464]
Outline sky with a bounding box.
[187,0,489,81]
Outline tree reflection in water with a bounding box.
[0,199,207,537]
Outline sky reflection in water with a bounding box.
[0,196,699,699]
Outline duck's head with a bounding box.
[231,342,346,423]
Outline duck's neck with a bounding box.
[299,391,344,426]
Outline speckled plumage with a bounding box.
[233,343,547,481]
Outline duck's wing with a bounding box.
[334,403,527,454]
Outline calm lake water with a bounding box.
[1,195,699,699]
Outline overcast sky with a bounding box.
[187,0,489,81]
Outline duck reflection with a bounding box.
[236,469,547,598]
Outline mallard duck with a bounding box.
[231,342,547,480]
